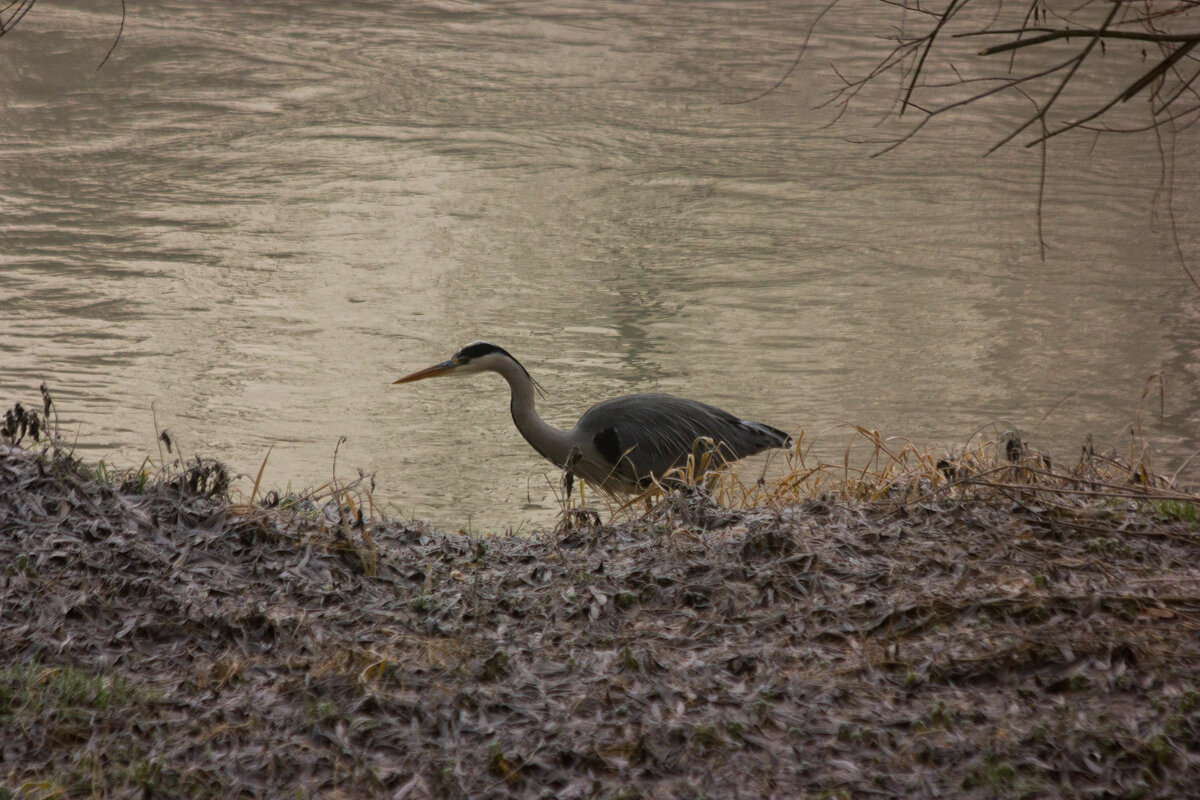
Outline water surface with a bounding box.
[2,1,1197,531]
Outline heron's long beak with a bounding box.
[393,360,457,384]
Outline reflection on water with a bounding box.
[2,1,1197,532]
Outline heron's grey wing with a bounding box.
[574,393,789,482]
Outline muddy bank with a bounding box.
[2,439,1199,799]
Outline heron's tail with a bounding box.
[741,420,793,451]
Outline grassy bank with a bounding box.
[2,406,1200,798]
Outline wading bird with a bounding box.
[394,342,792,498]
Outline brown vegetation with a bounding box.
[2,399,1200,798]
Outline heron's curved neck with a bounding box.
[491,357,574,467]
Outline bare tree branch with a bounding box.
[724,0,843,105]
[0,0,38,37]
[0,0,124,67]
[968,29,1200,51]
[985,2,1120,153]
[738,0,1200,277]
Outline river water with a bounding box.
[3,1,1198,532]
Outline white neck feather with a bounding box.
[480,353,575,468]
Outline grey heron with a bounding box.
[394,342,792,497]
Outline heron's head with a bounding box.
[394,341,530,384]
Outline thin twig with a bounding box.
[96,0,125,70]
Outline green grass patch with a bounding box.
[0,661,150,723]
[0,662,187,798]
[1150,499,1199,526]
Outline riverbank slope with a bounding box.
[2,438,1199,799]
